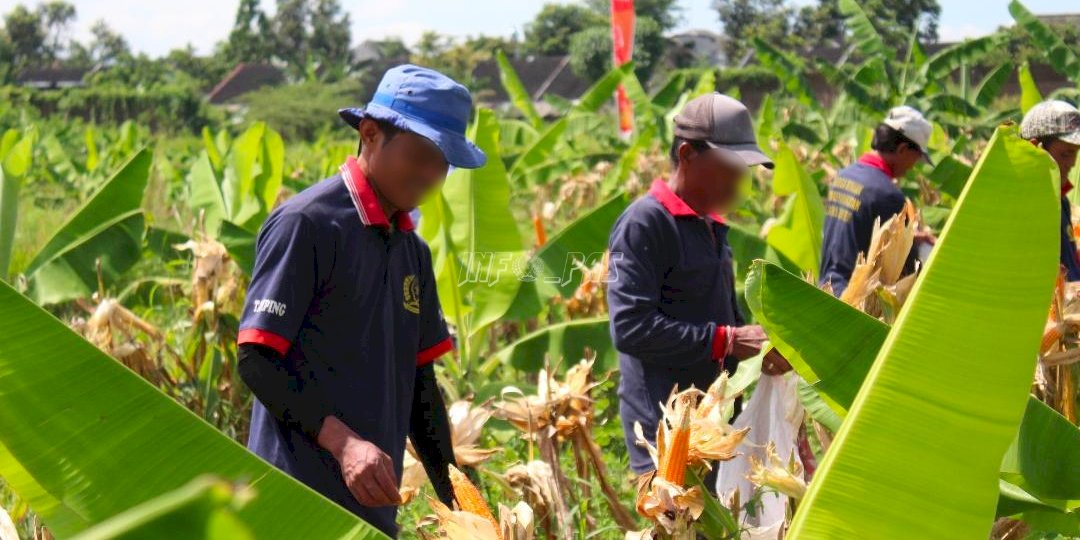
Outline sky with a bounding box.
[0,0,1076,57]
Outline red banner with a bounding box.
[611,0,635,138]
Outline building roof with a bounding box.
[1037,13,1080,28]
[471,55,589,111]
[206,63,286,104]
[15,66,89,89]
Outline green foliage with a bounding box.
[0,84,218,132]
[241,79,362,140]
[522,3,604,56]
[568,17,665,85]
[0,279,387,539]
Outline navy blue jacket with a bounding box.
[820,154,915,295]
[607,180,743,474]
[1061,195,1080,281]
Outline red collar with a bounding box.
[858,152,895,178]
[339,156,415,232]
[1064,179,1074,197]
[648,179,725,223]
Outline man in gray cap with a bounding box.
[1021,100,1080,281]
[820,105,935,295]
[607,93,790,482]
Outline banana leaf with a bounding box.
[0,281,385,538]
[1019,62,1044,114]
[531,191,629,300]
[496,50,543,130]
[838,0,893,91]
[189,151,227,236]
[1009,0,1080,83]
[219,220,256,276]
[920,36,1001,86]
[70,477,254,540]
[0,129,34,280]
[484,317,613,374]
[751,38,817,109]
[765,141,824,280]
[754,126,1063,538]
[974,62,1015,109]
[23,149,152,305]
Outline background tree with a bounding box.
[307,0,352,78]
[272,0,310,78]
[568,16,664,85]
[1,5,47,72]
[221,0,274,64]
[712,0,797,64]
[38,0,75,61]
[524,3,604,56]
[584,0,681,31]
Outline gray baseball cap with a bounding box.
[1020,100,1080,146]
[673,93,774,169]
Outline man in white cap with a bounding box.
[820,106,934,295]
[1021,100,1080,281]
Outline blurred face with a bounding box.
[1042,139,1080,182]
[678,142,748,212]
[891,143,924,178]
[359,118,449,211]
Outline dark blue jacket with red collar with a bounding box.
[820,153,916,295]
[606,179,743,474]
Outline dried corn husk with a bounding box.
[748,441,807,500]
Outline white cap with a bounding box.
[883,105,933,164]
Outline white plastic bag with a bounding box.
[715,373,805,539]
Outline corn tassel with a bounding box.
[659,395,693,486]
[449,465,501,538]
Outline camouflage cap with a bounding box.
[1020,100,1080,146]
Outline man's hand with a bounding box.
[914,229,937,246]
[317,416,402,507]
[730,325,768,360]
[762,348,794,376]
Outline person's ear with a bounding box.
[677,142,696,166]
[358,119,381,149]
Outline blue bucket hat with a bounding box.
[339,64,486,169]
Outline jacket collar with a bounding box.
[857,152,896,178]
[339,156,415,232]
[648,179,725,223]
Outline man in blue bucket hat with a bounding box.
[235,65,485,537]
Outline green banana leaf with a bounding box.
[769,126,1061,538]
[0,281,385,539]
[439,109,525,337]
[509,63,631,184]
[974,62,1014,109]
[751,38,817,109]
[1000,398,1080,504]
[485,317,613,374]
[531,191,629,300]
[1019,62,1044,115]
[496,50,543,130]
[189,151,228,236]
[23,149,152,305]
[0,129,34,280]
[746,256,1080,526]
[219,220,257,276]
[1009,0,1080,83]
[838,0,893,91]
[70,477,254,540]
[765,141,824,280]
[919,35,1001,86]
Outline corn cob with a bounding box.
[532,213,547,247]
[1042,324,1063,355]
[448,465,501,538]
[658,395,693,486]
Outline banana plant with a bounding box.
[0,128,35,281]
[20,149,151,305]
[418,108,526,381]
[0,280,386,538]
[1009,0,1080,85]
[746,125,1065,538]
[765,140,825,280]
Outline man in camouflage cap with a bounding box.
[1021,100,1080,281]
